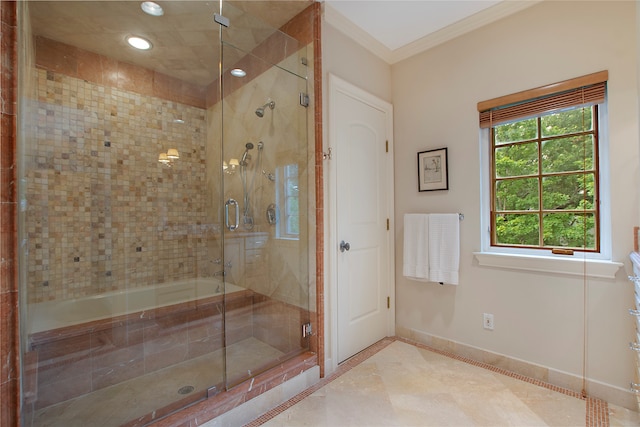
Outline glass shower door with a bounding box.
[219,3,312,388]
[18,0,314,424]
[18,1,227,424]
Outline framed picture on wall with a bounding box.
[417,147,448,192]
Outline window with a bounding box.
[276,163,299,239]
[478,71,610,258]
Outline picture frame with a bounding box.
[417,147,449,192]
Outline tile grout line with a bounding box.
[245,336,610,426]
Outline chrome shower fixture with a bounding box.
[255,100,275,117]
[240,142,254,165]
[262,170,275,182]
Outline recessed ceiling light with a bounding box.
[230,68,247,78]
[127,36,152,50]
[141,1,164,16]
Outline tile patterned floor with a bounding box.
[247,338,640,427]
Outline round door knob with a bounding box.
[339,240,350,252]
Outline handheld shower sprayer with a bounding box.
[255,100,275,118]
[241,142,254,165]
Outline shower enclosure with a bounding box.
[17,1,315,425]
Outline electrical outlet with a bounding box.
[483,313,494,330]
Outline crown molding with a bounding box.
[391,0,542,64]
[323,1,543,65]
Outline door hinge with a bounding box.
[302,322,312,338]
[207,385,220,398]
[385,140,389,153]
[386,218,389,230]
[299,92,310,108]
[387,296,390,309]
[213,13,230,28]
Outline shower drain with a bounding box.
[177,385,195,395]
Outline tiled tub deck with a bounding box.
[24,279,311,425]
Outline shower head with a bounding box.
[255,100,275,118]
[241,142,254,165]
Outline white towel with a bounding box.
[428,214,460,285]
[403,214,430,281]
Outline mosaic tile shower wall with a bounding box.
[25,67,212,303]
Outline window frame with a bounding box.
[479,103,612,263]
[473,71,620,278]
[489,105,601,253]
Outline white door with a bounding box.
[329,75,394,364]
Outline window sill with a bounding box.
[473,252,623,279]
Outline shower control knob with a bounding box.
[339,240,351,252]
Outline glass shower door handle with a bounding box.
[225,198,239,231]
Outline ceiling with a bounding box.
[326,0,503,51]
[28,0,539,86]
[29,1,312,86]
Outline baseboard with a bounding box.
[399,327,638,412]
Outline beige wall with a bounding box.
[392,0,638,407]
[321,20,392,104]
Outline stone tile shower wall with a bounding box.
[26,38,213,303]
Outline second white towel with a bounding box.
[427,213,459,285]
